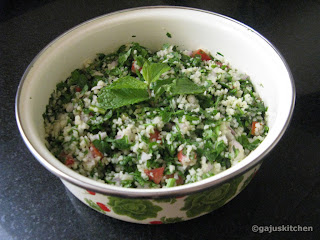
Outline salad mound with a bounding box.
[43,43,268,188]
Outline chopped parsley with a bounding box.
[43,42,268,188]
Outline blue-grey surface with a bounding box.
[0,0,319,239]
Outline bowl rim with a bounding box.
[15,6,296,198]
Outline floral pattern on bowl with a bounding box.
[62,164,260,224]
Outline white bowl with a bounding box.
[16,7,295,223]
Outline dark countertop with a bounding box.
[0,0,319,239]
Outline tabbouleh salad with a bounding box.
[43,43,268,188]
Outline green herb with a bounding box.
[108,68,122,76]
[203,140,227,163]
[169,77,205,96]
[81,84,89,94]
[229,89,237,96]
[203,125,220,141]
[237,135,261,151]
[89,105,106,115]
[98,76,149,110]
[185,115,199,122]
[166,32,172,38]
[166,178,176,187]
[113,136,131,150]
[121,180,133,188]
[87,110,112,132]
[152,78,174,99]
[92,139,111,154]
[117,45,126,53]
[134,55,146,68]
[68,70,88,88]
[220,158,231,168]
[119,156,133,166]
[97,56,204,110]
[237,106,244,115]
[93,135,131,153]
[160,110,172,122]
[118,49,132,66]
[162,43,171,49]
[233,146,240,158]
[142,61,170,97]
[214,95,223,108]
[254,101,267,113]
[217,52,224,57]
[132,170,147,186]
[56,81,68,91]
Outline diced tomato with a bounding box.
[75,86,82,92]
[177,150,197,164]
[192,49,211,61]
[97,202,111,212]
[215,61,223,67]
[144,167,165,184]
[176,176,184,186]
[149,129,161,142]
[166,174,184,186]
[131,60,142,73]
[60,152,75,167]
[150,221,163,224]
[251,121,259,136]
[65,155,75,167]
[90,143,103,159]
[87,190,96,195]
[177,150,185,162]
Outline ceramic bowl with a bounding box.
[15,7,295,224]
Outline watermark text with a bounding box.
[251,225,313,233]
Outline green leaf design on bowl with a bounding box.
[160,216,183,223]
[108,197,162,220]
[84,198,104,213]
[240,171,255,192]
[181,175,244,218]
[154,198,177,204]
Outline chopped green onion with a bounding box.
[166,178,176,187]
[89,105,106,115]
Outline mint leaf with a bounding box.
[152,78,174,98]
[170,77,205,96]
[153,77,205,99]
[107,76,147,89]
[118,49,132,65]
[142,61,171,85]
[97,76,148,110]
